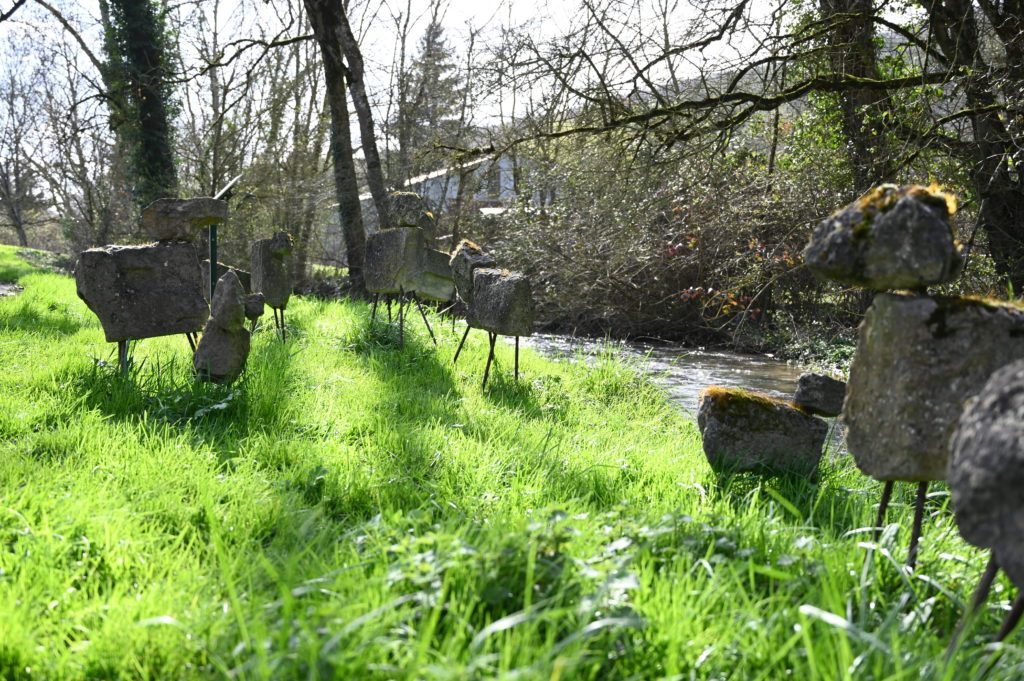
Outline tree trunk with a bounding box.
[107,0,178,207]
[304,0,367,298]
[819,0,894,190]
[923,0,1024,291]
[335,6,390,230]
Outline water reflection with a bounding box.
[521,334,807,417]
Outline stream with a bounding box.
[521,334,808,418]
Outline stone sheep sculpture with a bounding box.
[76,197,226,371]
[251,231,293,341]
[946,359,1024,651]
[799,184,1024,568]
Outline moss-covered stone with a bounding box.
[845,292,1024,481]
[697,386,827,476]
[949,359,1024,589]
[467,268,535,337]
[802,184,961,290]
[449,239,496,304]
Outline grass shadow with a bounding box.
[65,333,302,456]
[0,297,88,337]
[482,365,542,417]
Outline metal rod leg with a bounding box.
[453,325,471,365]
[947,555,1001,658]
[186,333,196,353]
[874,480,895,541]
[399,288,405,349]
[118,340,128,374]
[387,296,393,323]
[415,298,437,346]
[907,481,928,570]
[482,332,496,390]
[371,294,379,322]
[996,592,1024,642]
[515,336,520,380]
[281,308,286,343]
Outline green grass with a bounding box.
[0,244,1020,680]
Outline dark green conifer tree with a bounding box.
[101,0,177,207]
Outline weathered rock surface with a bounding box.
[365,227,425,294]
[449,240,496,303]
[844,292,1024,481]
[201,260,250,301]
[803,184,961,290]
[793,373,846,417]
[251,231,293,309]
[949,359,1024,586]
[389,191,436,238]
[467,268,535,337]
[414,249,456,302]
[243,293,265,325]
[76,242,208,342]
[142,197,227,242]
[194,270,250,383]
[210,270,246,331]
[697,386,828,475]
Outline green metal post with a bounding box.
[209,223,218,298]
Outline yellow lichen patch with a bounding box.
[907,183,957,217]
[700,385,803,412]
[455,238,485,254]
[854,184,902,214]
[853,183,957,219]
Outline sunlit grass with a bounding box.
[0,244,1020,679]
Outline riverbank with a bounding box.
[0,245,1016,679]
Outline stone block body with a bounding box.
[365,227,425,294]
[194,271,250,383]
[467,268,535,337]
[414,249,455,302]
[697,387,828,475]
[142,197,227,242]
[949,359,1024,587]
[76,242,208,342]
[449,240,496,303]
[844,292,1024,481]
[793,373,846,417]
[251,232,293,309]
[803,185,961,290]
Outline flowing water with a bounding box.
[521,334,809,418]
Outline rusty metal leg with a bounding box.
[453,325,471,365]
[515,336,520,379]
[371,294,379,322]
[281,308,286,343]
[387,295,393,323]
[874,480,895,541]
[482,332,496,390]
[907,481,928,570]
[947,555,1000,658]
[118,340,128,373]
[415,297,437,346]
[186,333,197,353]
[996,592,1024,643]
